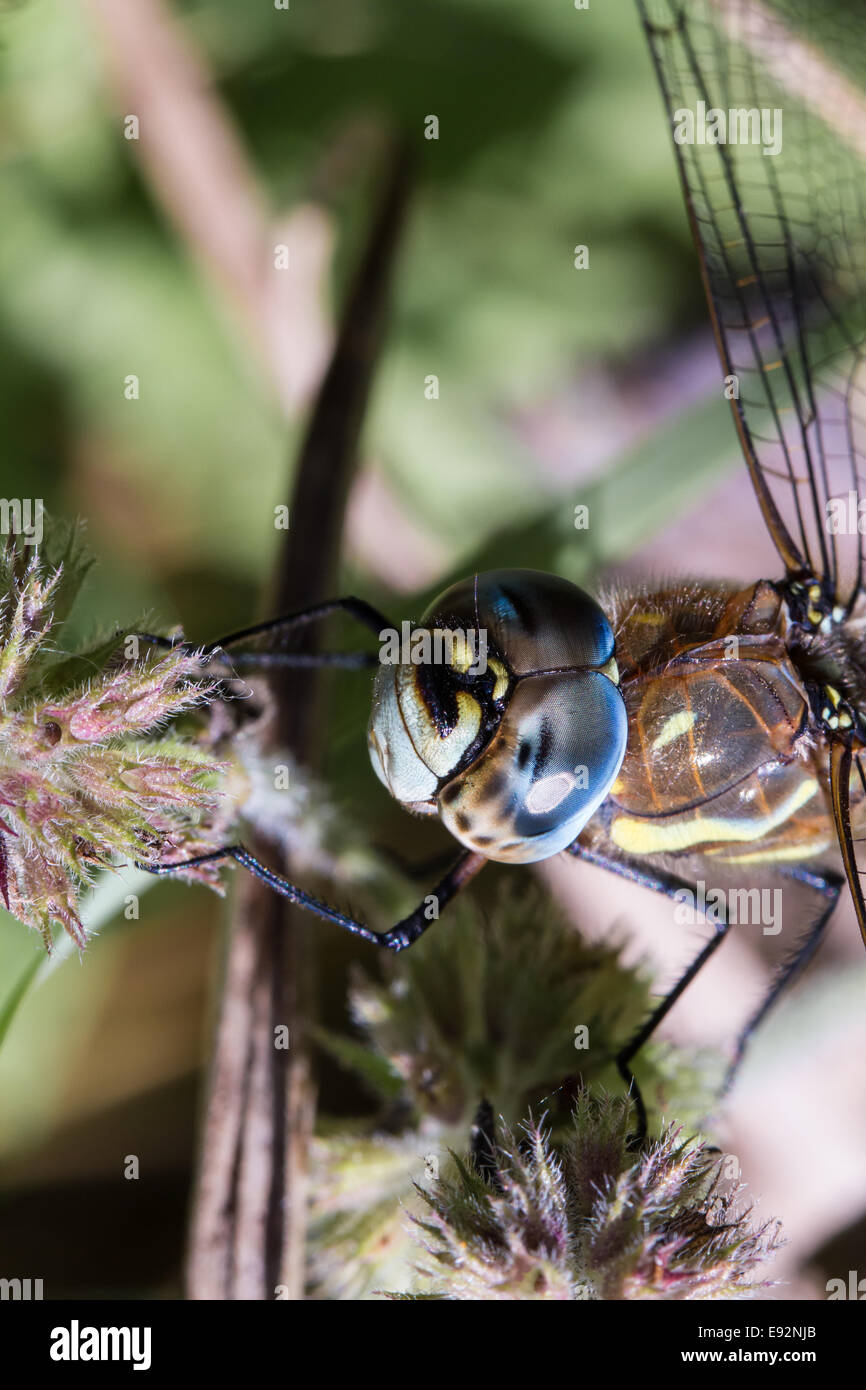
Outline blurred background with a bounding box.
[0,0,864,1298]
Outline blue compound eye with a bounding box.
[422,568,616,674]
[367,569,627,862]
[437,669,627,864]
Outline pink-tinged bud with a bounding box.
[119,763,217,802]
[0,529,229,950]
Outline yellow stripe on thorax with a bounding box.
[718,838,830,865]
[610,777,820,856]
[651,709,698,751]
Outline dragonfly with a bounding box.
[143,0,866,1140]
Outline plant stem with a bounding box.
[185,144,412,1300]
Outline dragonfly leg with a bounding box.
[722,864,843,1094]
[136,843,485,953]
[566,841,732,1145]
[566,845,844,1142]
[617,923,730,1146]
[133,595,393,670]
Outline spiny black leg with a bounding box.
[200,596,393,655]
[206,650,378,670]
[611,900,731,1147]
[617,917,730,1146]
[565,843,843,1143]
[565,841,695,898]
[137,843,486,953]
[566,840,731,1146]
[133,595,393,670]
[722,865,842,1093]
[135,641,376,671]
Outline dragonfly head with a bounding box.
[367,570,628,863]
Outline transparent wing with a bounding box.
[639,0,866,611]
